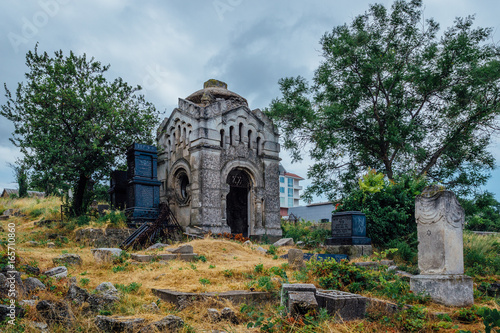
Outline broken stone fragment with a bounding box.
[52,253,83,266]
[95,316,145,332]
[23,277,46,294]
[43,266,68,278]
[91,248,123,263]
[288,291,318,317]
[36,300,75,327]
[167,244,194,254]
[273,238,294,247]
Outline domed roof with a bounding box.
[185,79,248,107]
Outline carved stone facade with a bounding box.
[156,80,282,238]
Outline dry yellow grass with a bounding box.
[2,197,498,332]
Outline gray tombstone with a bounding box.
[410,186,473,306]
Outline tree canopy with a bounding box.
[267,0,500,200]
[1,46,159,215]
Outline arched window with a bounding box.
[183,128,187,144]
[177,125,181,143]
[239,123,243,143]
[220,129,225,147]
[229,126,234,146]
[248,130,252,149]
[256,137,261,155]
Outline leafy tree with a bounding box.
[9,162,28,198]
[1,46,159,215]
[460,191,500,232]
[268,0,500,200]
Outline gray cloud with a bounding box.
[1,0,499,201]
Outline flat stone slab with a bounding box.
[410,274,474,307]
[316,290,369,321]
[152,289,272,309]
[131,253,198,262]
[273,238,294,247]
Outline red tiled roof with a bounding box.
[284,172,304,180]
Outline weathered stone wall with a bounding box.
[157,80,281,238]
[74,228,135,248]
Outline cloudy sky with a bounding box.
[1,0,499,202]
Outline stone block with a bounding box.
[288,249,305,269]
[288,291,318,317]
[139,315,184,332]
[167,244,194,254]
[410,274,473,307]
[325,245,372,258]
[91,248,123,263]
[273,238,294,247]
[281,283,316,307]
[43,266,68,278]
[130,254,155,262]
[95,316,145,333]
[52,253,82,266]
[316,290,368,321]
[158,253,178,261]
[23,277,46,294]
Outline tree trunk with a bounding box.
[72,173,88,216]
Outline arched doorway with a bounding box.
[226,169,251,236]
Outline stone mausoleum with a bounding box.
[156,79,282,239]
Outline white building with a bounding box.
[279,164,304,217]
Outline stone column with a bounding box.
[410,185,473,306]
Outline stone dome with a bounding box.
[185,79,248,107]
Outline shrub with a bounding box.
[338,171,427,247]
[281,220,330,247]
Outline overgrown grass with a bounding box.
[281,220,330,248]
[0,196,62,220]
[463,231,500,276]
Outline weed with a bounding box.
[114,282,141,294]
[80,278,90,287]
[267,245,277,255]
[113,251,130,264]
[112,265,127,273]
[208,265,216,269]
[254,263,264,273]
[223,269,234,278]
[190,263,197,270]
[199,278,211,286]
[194,255,207,262]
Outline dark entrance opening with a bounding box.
[226,169,250,237]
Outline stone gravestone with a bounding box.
[125,143,161,225]
[410,185,473,306]
[324,211,372,258]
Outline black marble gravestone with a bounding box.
[125,143,161,224]
[325,211,371,245]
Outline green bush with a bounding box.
[338,171,428,247]
[461,192,500,232]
